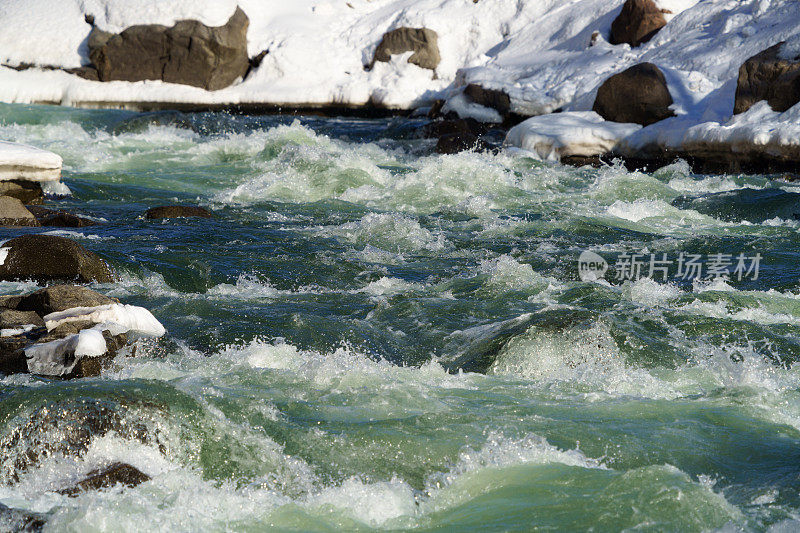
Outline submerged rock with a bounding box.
[0,503,44,532]
[25,206,97,228]
[0,234,115,284]
[144,205,214,219]
[59,463,150,496]
[734,42,800,114]
[672,187,800,223]
[0,196,39,226]
[87,7,250,91]
[610,0,669,48]
[593,62,674,126]
[372,27,440,71]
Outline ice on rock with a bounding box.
[44,304,167,338]
[0,141,62,182]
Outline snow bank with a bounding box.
[0,141,62,181]
[0,0,799,160]
[44,303,167,338]
[504,112,641,161]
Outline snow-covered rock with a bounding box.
[504,111,641,161]
[43,303,166,338]
[0,141,62,182]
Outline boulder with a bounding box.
[0,235,115,284]
[610,0,669,48]
[463,84,511,115]
[734,42,800,114]
[26,206,97,227]
[372,27,440,71]
[88,7,250,91]
[0,180,43,205]
[16,285,116,316]
[0,196,39,226]
[59,463,150,496]
[144,205,213,219]
[592,62,675,126]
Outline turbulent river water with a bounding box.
[2,103,800,531]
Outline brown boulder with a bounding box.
[0,235,115,284]
[88,7,250,91]
[372,27,440,71]
[593,62,675,126]
[734,42,800,114]
[59,463,150,496]
[144,205,213,219]
[610,0,669,48]
[0,309,44,328]
[0,180,44,205]
[463,84,511,115]
[0,196,39,226]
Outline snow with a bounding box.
[0,0,799,159]
[43,304,167,338]
[0,141,62,182]
[504,112,641,161]
[0,248,9,266]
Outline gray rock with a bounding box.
[0,235,115,284]
[0,309,44,328]
[734,42,800,115]
[0,196,39,227]
[593,62,675,126]
[372,27,440,71]
[88,7,250,91]
[610,0,669,48]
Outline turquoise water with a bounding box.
[1,103,800,531]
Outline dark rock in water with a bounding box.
[0,309,44,328]
[0,502,45,532]
[0,180,44,205]
[0,399,149,481]
[145,205,213,219]
[0,330,40,375]
[593,62,674,126]
[0,196,39,227]
[59,463,150,496]
[734,42,800,114]
[463,83,511,115]
[88,7,250,91]
[421,118,486,139]
[372,27,440,71]
[441,308,595,374]
[436,132,484,154]
[25,206,97,228]
[0,235,115,284]
[15,284,116,316]
[672,187,800,223]
[610,0,669,48]
[109,110,198,135]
